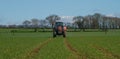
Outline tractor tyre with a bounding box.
[63,31,66,38]
[53,32,56,38]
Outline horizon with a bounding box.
[0,0,120,25]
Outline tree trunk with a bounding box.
[34,28,37,32]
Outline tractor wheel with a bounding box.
[63,32,66,38]
[53,32,56,38]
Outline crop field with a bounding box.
[0,29,120,59]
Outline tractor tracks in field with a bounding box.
[64,38,87,59]
[25,38,52,59]
[91,45,120,59]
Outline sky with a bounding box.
[0,0,120,25]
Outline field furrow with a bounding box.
[91,45,120,59]
[36,38,71,59]
[25,38,52,59]
[64,38,87,59]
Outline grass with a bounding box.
[0,32,51,59]
[37,38,71,59]
[0,29,120,59]
[67,32,120,59]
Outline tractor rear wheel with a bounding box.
[53,32,56,38]
[63,32,66,38]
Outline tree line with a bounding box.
[0,13,120,32]
[73,13,120,31]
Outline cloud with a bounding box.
[105,13,120,18]
[106,14,115,17]
[114,13,120,17]
[60,16,74,23]
[60,16,74,19]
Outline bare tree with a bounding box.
[117,18,120,29]
[46,14,61,28]
[92,13,101,29]
[83,16,90,29]
[73,16,84,31]
[40,20,47,31]
[84,15,93,29]
[23,20,31,28]
[31,18,39,32]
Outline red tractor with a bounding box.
[53,22,67,38]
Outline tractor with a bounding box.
[53,22,67,38]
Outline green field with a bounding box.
[0,29,120,59]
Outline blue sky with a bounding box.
[0,0,120,25]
